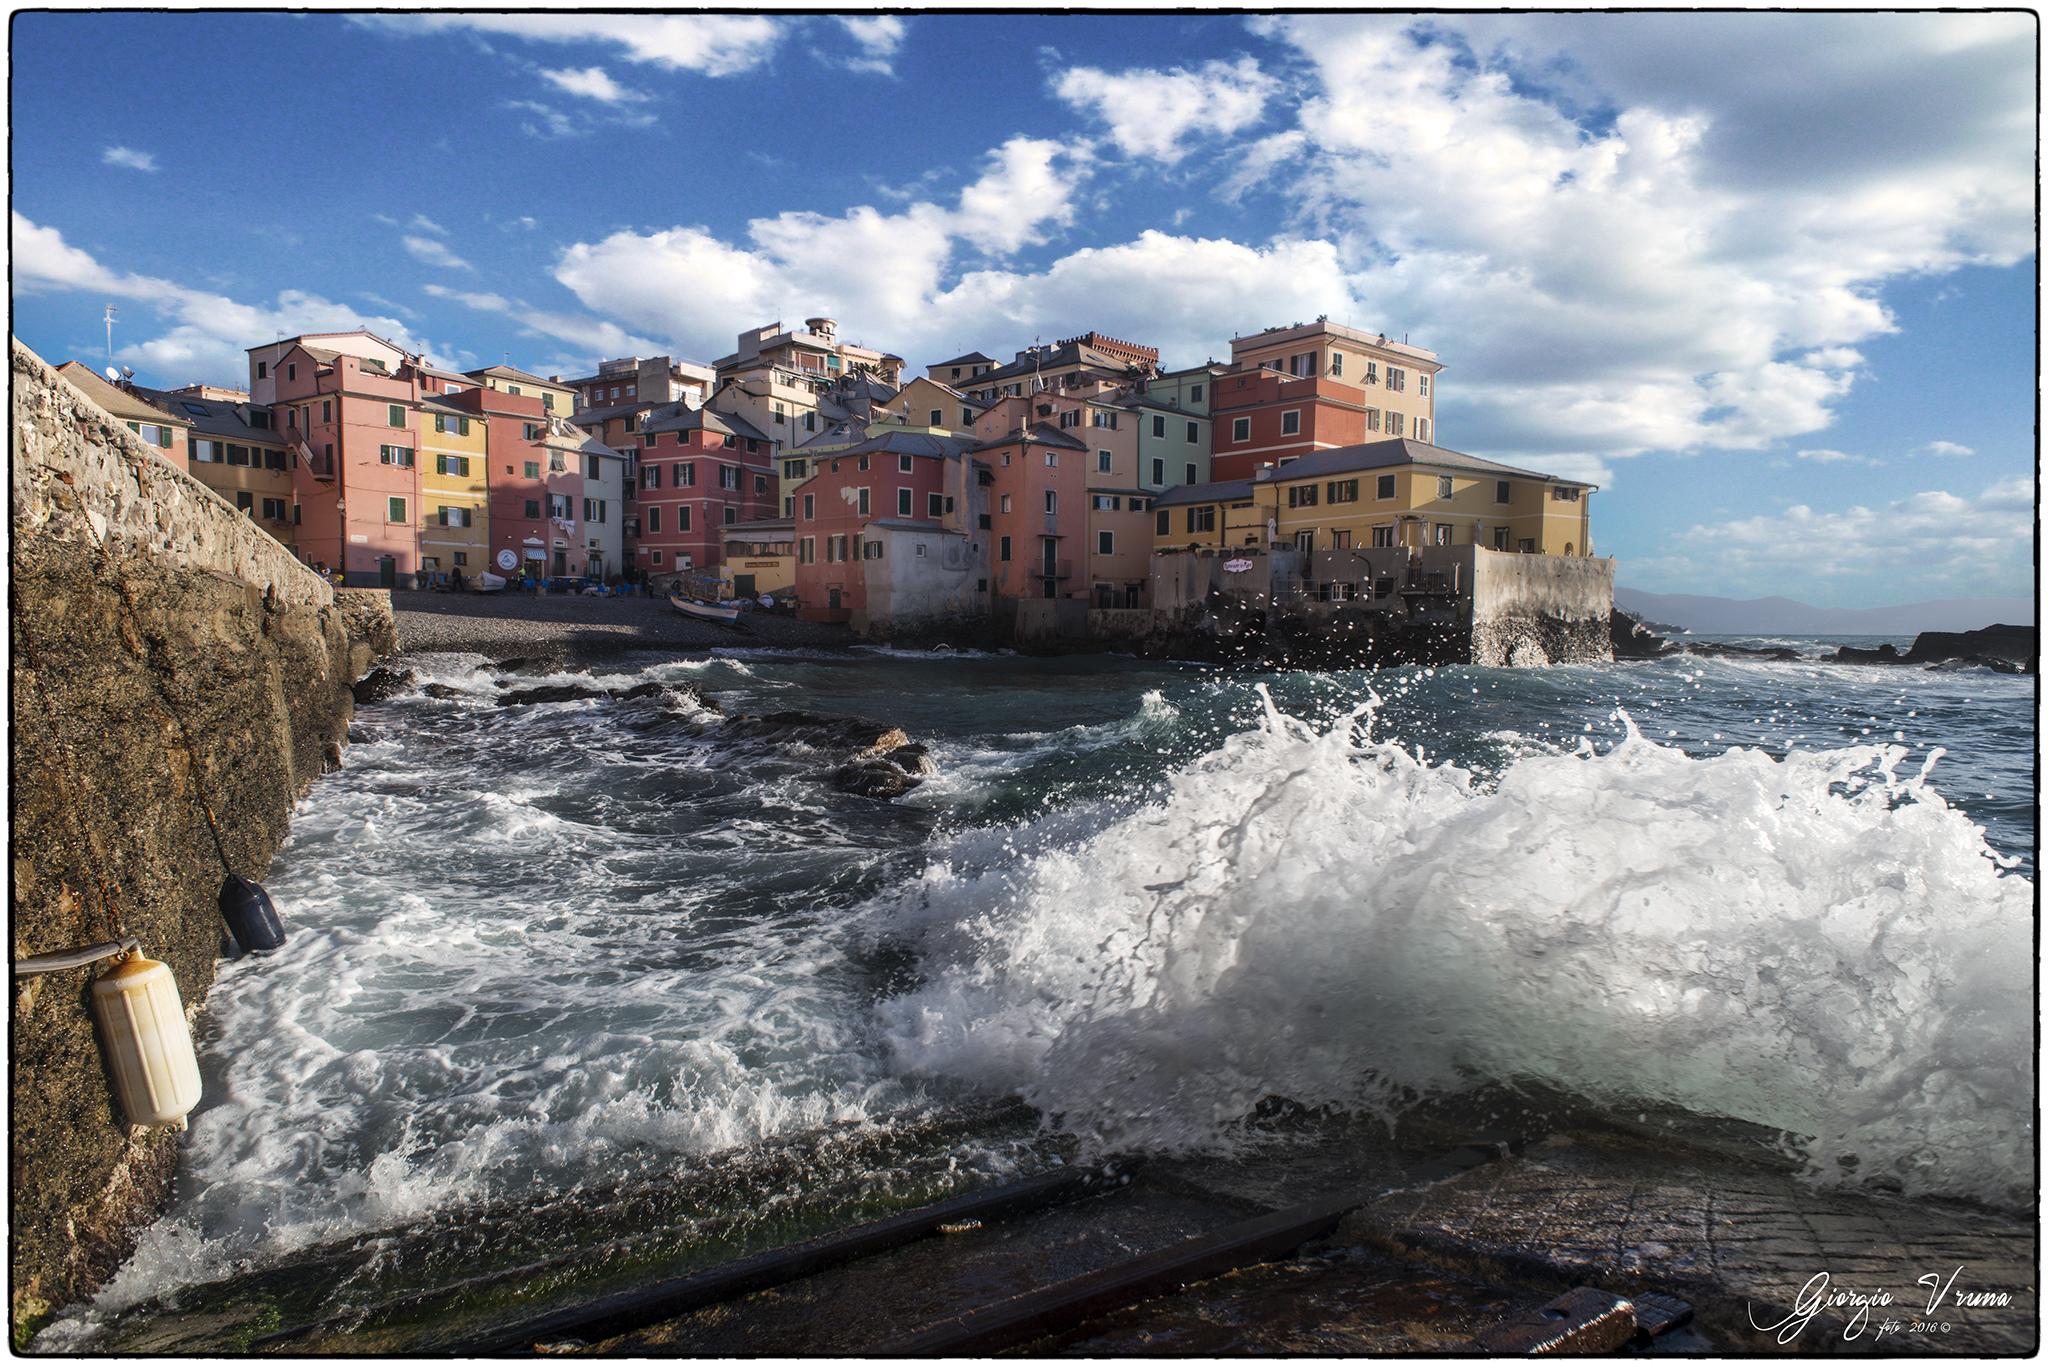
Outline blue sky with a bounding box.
[13,12,2035,608]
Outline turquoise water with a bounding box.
[44,639,2035,1339]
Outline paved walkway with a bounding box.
[387,589,859,658]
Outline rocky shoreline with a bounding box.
[1611,612,2033,672]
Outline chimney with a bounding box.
[1254,463,1274,481]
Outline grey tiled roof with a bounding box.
[1152,479,1258,509]
[965,422,1088,454]
[1256,439,1580,485]
[130,385,283,444]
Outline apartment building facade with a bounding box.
[629,405,779,584]
[1209,321,1442,480]
[416,394,490,581]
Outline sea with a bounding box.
[39,635,2036,1347]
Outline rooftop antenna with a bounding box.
[103,305,118,367]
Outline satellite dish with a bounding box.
[121,366,135,379]
[103,367,120,382]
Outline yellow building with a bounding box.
[126,380,300,554]
[721,517,797,600]
[417,394,491,583]
[1152,437,1595,557]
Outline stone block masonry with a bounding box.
[9,340,393,1340]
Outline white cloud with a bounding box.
[357,15,783,77]
[539,66,648,103]
[13,212,439,386]
[832,17,905,75]
[423,284,658,363]
[505,100,579,140]
[1054,57,1277,163]
[554,137,1095,358]
[102,146,158,173]
[1796,448,1882,466]
[1230,14,2032,467]
[409,214,448,234]
[1633,476,2035,598]
[403,236,473,272]
[1921,440,1975,458]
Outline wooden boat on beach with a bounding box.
[474,572,507,593]
[669,592,741,624]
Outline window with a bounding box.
[192,439,216,463]
[1190,384,1204,402]
[1376,474,1396,500]
[1437,476,1453,500]
[549,494,572,519]
[1153,415,1166,438]
[652,550,665,566]
[896,488,912,516]
[525,499,542,518]
[1372,525,1396,547]
[803,493,815,519]
[256,361,267,380]
[649,506,662,533]
[1435,523,1453,545]
[1386,412,1404,437]
[543,393,554,411]
[435,454,470,477]
[1281,411,1301,436]
[379,445,414,467]
[643,465,663,489]
[1494,526,1511,550]
[321,400,331,423]
[1187,506,1216,533]
[1416,419,1429,443]
[1000,494,1012,513]
[1151,457,1164,485]
[828,534,848,561]
[895,452,914,474]
[675,463,695,487]
[679,506,692,531]
[1553,486,1581,501]
[858,454,870,471]
[388,497,407,523]
[1185,421,1199,445]
[1044,490,1058,514]
[929,492,946,518]
[436,505,473,527]
[719,465,740,490]
[1000,535,1012,561]
[524,461,540,480]
[1328,479,1358,503]
[1045,451,1058,468]
[799,537,815,564]
[248,410,270,429]
[1232,417,1250,442]
[1156,509,1170,535]
[864,540,886,560]
[1329,353,1343,378]
[915,544,927,558]
[1098,450,1112,473]
[1288,484,1319,508]
[961,407,974,427]
[625,414,638,434]
[1186,463,1197,485]
[523,422,541,440]
[1333,530,1351,549]
[1098,530,1114,555]
[773,402,785,424]
[1417,374,1429,397]
[1388,369,1406,393]
[858,487,871,515]
[292,504,302,525]
[261,497,288,520]
[388,404,406,428]
[784,496,795,517]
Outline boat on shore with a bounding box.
[669,592,741,624]
[474,572,507,593]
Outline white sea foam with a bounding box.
[877,687,2033,1205]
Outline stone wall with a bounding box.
[1467,548,1616,667]
[9,340,393,1339]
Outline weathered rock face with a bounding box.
[9,341,391,1337]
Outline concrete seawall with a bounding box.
[9,339,393,1338]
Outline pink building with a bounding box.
[271,343,426,585]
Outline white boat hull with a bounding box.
[669,593,741,624]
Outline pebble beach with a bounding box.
[387,588,861,659]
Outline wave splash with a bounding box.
[877,686,2033,1206]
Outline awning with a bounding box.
[523,548,547,559]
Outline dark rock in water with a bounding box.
[1609,611,1670,660]
[497,683,610,706]
[1924,655,2024,674]
[1831,643,1900,665]
[420,683,473,700]
[489,657,530,672]
[497,679,716,709]
[1903,622,2034,666]
[1682,642,1801,662]
[345,727,369,744]
[723,710,906,752]
[833,757,926,798]
[352,667,417,704]
[889,742,936,775]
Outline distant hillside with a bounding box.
[1613,589,2035,636]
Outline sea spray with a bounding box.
[877,687,2033,1205]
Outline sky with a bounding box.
[11,11,2036,608]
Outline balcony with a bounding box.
[1038,559,1073,580]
